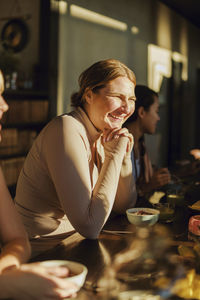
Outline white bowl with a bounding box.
[40,260,88,288]
[126,208,160,227]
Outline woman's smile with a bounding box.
[108,112,126,121]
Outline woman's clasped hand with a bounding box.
[101,127,133,152]
[0,263,78,300]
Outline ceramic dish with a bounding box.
[126,208,160,227]
[40,260,88,288]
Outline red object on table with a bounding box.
[189,215,200,236]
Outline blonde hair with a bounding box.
[71,59,136,107]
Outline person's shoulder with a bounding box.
[46,113,79,127]
[46,113,86,137]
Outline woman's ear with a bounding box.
[84,88,93,104]
[138,106,145,119]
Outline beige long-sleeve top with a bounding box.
[15,107,137,255]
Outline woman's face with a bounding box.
[141,95,160,134]
[84,76,136,131]
[0,73,9,140]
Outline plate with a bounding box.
[118,290,161,300]
[188,200,200,211]
[188,206,200,212]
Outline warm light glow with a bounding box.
[70,5,127,31]
[179,21,188,81]
[131,26,139,34]
[148,44,188,92]
[180,20,188,57]
[51,0,68,14]
[172,52,188,81]
[156,3,172,49]
[148,44,171,92]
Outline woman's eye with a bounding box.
[107,95,119,99]
[112,96,121,100]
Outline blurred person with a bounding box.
[15,59,137,256]
[0,70,78,299]
[124,85,171,197]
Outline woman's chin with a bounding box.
[106,121,123,130]
[105,125,121,131]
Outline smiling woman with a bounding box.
[15,59,137,257]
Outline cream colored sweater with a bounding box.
[15,107,136,255]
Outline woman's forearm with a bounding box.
[113,155,137,212]
[0,238,31,273]
[71,139,128,239]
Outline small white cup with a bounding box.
[40,260,88,288]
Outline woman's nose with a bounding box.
[122,100,131,114]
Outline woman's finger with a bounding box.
[102,127,129,142]
[105,128,122,142]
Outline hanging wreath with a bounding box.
[1,18,29,53]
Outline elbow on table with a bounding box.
[77,226,100,240]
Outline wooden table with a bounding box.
[31,207,195,300]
